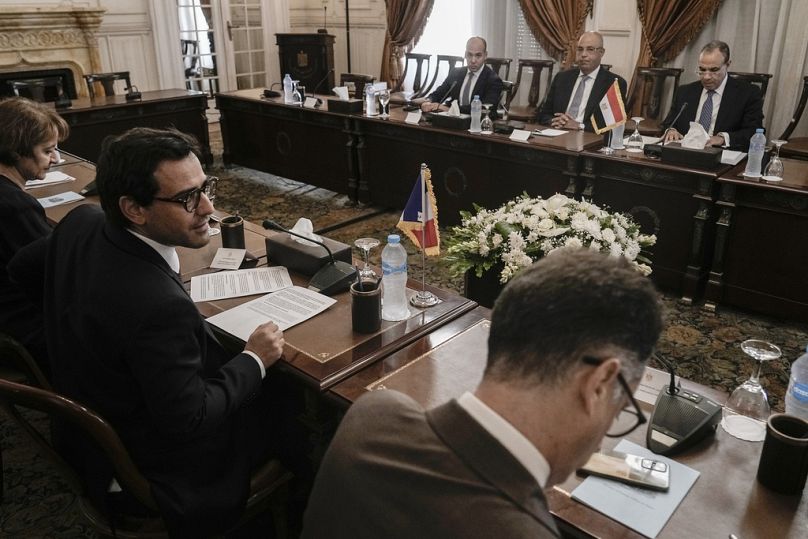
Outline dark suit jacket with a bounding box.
[10,204,266,536]
[537,67,628,133]
[661,78,764,151]
[427,65,504,113]
[302,390,561,538]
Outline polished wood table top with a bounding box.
[719,156,808,192]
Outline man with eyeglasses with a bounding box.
[9,127,285,536]
[661,40,763,150]
[302,249,663,538]
[420,36,503,114]
[538,31,627,132]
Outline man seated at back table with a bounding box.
[301,249,663,538]
[661,40,763,151]
[9,127,286,536]
[538,31,627,132]
[420,36,503,113]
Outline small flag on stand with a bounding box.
[397,166,440,255]
[591,79,626,134]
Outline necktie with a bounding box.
[699,90,715,133]
[566,75,589,120]
[461,70,474,106]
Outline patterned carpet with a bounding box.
[2,122,807,536]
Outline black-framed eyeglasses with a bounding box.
[152,176,217,213]
[582,355,647,438]
[695,65,727,77]
[576,46,604,54]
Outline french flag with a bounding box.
[397,166,440,256]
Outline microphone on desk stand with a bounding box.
[262,219,357,296]
[644,102,687,158]
[312,68,335,96]
[422,81,458,119]
[646,353,722,456]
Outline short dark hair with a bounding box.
[0,97,69,166]
[96,127,201,228]
[486,249,663,386]
[701,40,731,64]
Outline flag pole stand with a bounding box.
[599,129,615,155]
[410,163,439,308]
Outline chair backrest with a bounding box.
[83,71,132,99]
[779,75,808,141]
[392,52,431,96]
[339,73,375,98]
[499,80,514,109]
[0,378,163,536]
[0,333,50,389]
[418,54,464,99]
[486,57,512,81]
[509,59,555,109]
[10,77,66,103]
[181,39,200,78]
[627,67,683,121]
[729,71,773,102]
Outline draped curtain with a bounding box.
[380,0,436,87]
[516,0,593,69]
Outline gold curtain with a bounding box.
[517,0,593,69]
[380,0,436,87]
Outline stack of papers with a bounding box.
[25,170,75,190]
[190,267,293,302]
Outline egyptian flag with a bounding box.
[591,79,627,134]
[397,166,440,255]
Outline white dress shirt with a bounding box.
[695,74,730,146]
[566,66,601,123]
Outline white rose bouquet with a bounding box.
[445,193,656,284]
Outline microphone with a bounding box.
[312,68,335,95]
[262,219,356,295]
[436,80,458,106]
[646,354,721,456]
[661,102,688,146]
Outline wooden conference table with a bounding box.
[330,310,808,539]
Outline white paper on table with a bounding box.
[303,97,319,109]
[405,110,422,124]
[509,129,532,142]
[206,285,337,340]
[25,170,75,189]
[190,266,293,302]
[571,439,700,538]
[37,190,84,208]
[533,128,567,137]
[333,86,350,100]
[624,135,662,146]
[721,150,747,165]
[371,81,388,91]
[210,248,246,270]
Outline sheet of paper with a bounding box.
[371,81,388,91]
[210,248,246,270]
[623,135,662,146]
[37,190,84,208]
[25,170,75,189]
[534,128,567,137]
[206,285,337,340]
[571,439,700,538]
[333,86,349,100]
[190,267,293,302]
[721,150,747,165]
[509,129,532,142]
[405,110,422,124]
[303,96,319,109]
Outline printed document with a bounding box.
[190,267,293,302]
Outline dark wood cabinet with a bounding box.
[276,33,335,95]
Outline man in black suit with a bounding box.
[538,31,627,132]
[661,40,763,151]
[302,250,663,538]
[420,36,503,113]
[10,128,285,536]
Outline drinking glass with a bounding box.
[626,117,645,153]
[722,339,781,441]
[291,80,302,106]
[480,104,493,134]
[379,89,391,119]
[354,237,381,280]
[762,139,786,182]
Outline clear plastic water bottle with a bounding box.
[470,95,482,133]
[365,85,378,116]
[283,74,293,104]
[744,128,766,177]
[381,234,409,321]
[785,345,808,421]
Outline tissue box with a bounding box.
[327,98,363,114]
[429,112,471,130]
[660,145,723,171]
[265,232,352,276]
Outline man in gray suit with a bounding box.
[302,249,663,538]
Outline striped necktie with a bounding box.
[566,75,590,120]
[698,90,716,133]
[461,70,474,106]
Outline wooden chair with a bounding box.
[486,57,512,80]
[779,75,808,160]
[339,73,375,99]
[389,52,431,104]
[729,71,773,102]
[626,67,683,136]
[10,77,71,108]
[506,59,554,121]
[83,72,132,99]
[0,378,292,537]
[417,54,464,99]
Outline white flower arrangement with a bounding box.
[445,193,656,284]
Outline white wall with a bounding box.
[97,0,161,91]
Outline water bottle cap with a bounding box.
[755,128,764,133]
[473,95,480,99]
[387,234,400,244]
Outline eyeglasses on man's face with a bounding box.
[695,65,727,77]
[152,176,217,213]
[582,355,648,438]
[576,46,603,54]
